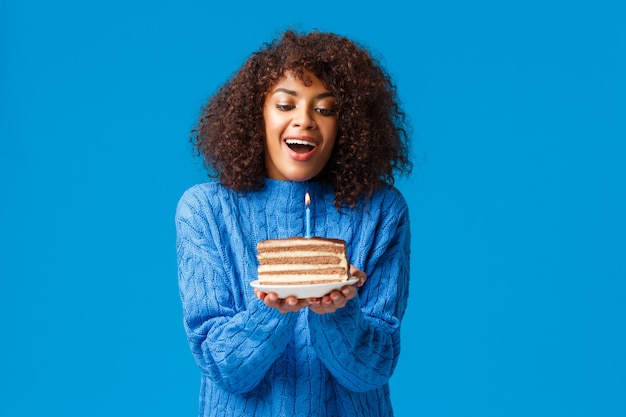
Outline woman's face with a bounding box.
[263,70,338,182]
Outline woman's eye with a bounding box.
[276,104,295,111]
[316,108,336,116]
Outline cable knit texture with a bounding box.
[176,179,410,417]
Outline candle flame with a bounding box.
[305,192,310,206]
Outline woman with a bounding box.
[176,29,412,416]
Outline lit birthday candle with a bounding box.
[305,192,311,238]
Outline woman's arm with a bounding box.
[307,192,411,392]
[176,188,297,394]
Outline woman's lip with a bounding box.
[283,137,318,161]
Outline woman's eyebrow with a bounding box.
[272,88,334,99]
[272,88,297,96]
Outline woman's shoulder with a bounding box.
[176,181,230,216]
[370,185,409,213]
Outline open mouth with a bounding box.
[285,138,316,154]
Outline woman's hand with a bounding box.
[308,265,366,315]
[254,265,366,315]
[254,290,311,314]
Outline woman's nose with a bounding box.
[292,108,315,129]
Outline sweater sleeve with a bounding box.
[307,190,411,392]
[176,187,297,394]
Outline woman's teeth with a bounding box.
[286,139,316,153]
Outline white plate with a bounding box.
[250,278,359,299]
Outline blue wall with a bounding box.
[1,1,624,415]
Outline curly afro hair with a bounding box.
[191,29,412,209]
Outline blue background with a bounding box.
[1,0,625,416]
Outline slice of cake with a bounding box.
[257,237,350,285]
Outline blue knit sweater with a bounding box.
[176,179,410,417]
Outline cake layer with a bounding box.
[258,266,347,275]
[258,273,346,285]
[257,238,345,251]
[258,256,343,265]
